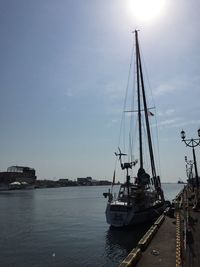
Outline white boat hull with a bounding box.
[0,183,35,191]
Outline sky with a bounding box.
[0,0,200,182]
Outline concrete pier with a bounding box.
[181,187,200,267]
[136,215,176,267]
[119,186,200,267]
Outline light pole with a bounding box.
[181,129,200,209]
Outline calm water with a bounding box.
[0,184,184,267]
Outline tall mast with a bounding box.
[135,30,143,169]
[135,30,157,178]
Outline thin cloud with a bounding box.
[153,78,186,96]
[64,89,74,97]
[165,109,175,116]
[154,83,177,96]
[104,82,124,100]
[159,118,181,127]
[157,108,175,117]
[170,120,200,129]
[159,118,200,129]
[105,118,119,128]
[154,75,200,97]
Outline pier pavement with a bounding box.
[135,215,176,267]
[119,185,200,267]
[182,187,200,267]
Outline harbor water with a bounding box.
[0,184,184,267]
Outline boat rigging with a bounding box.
[104,30,165,227]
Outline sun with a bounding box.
[127,0,166,22]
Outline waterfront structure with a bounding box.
[0,165,37,190]
[77,177,92,186]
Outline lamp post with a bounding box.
[181,129,200,209]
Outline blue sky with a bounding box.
[0,0,200,182]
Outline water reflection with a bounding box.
[105,223,151,266]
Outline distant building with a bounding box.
[98,180,112,185]
[35,179,58,188]
[76,177,112,186]
[77,177,92,185]
[0,165,37,190]
[58,178,69,184]
[57,178,74,187]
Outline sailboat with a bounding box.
[104,30,165,227]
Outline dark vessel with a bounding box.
[104,31,165,227]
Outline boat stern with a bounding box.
[105,201,131,227]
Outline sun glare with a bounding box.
[128,0,166,22]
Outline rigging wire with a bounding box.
[138,38,162,178]
[115,40,135,182]
[114,34,162,182]
[142,116,151,174]
[117,43,134,151]
[129,43,137,163]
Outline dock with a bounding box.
[119,185,200,267]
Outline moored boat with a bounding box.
[104,30,165,227]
